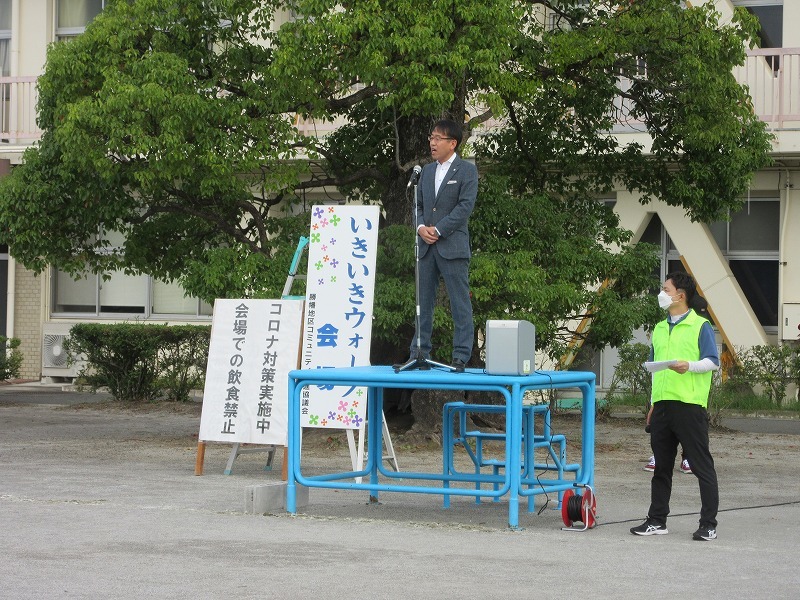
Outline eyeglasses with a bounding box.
[428,135,454,142]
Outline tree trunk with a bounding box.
[402,388,466,446]
[380,105,468,228]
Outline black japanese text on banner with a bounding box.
[300,205,380,429]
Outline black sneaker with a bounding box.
[692,526,717,541]
[630,519,668,536]
[451,358,466,373]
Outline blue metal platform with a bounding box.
[286,366,596,529]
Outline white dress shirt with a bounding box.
[434,154,456,196]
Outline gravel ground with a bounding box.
[2,389,800,599]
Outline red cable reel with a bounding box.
[561,487,597,531]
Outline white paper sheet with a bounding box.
[643,360,678,373]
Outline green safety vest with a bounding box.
[651,309,712,408]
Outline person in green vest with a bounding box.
[630,271,720,541]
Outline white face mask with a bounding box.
[657,290,675,310]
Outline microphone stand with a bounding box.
[393,173,455,373]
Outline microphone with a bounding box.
[407,165,422,188]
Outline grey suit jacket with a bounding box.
[416,155,478,260]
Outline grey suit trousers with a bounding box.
[413,245,473,362]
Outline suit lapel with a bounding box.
[424,163,436,205]
[434,157,461,204]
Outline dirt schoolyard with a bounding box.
[2,388,800,599]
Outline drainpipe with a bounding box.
[780,169,792,347]
[5,259,13,340]
[10,0,19,78]
[4,0,20,340]
[0,158,11,339]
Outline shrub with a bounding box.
[734,344,795,407]
[156,325,211,402]
[789,341,800,399]
[66,323,210,402]
[706,370,743,427]
[0,336,23,380]
[602,342,651,417]
[67,323,162,402]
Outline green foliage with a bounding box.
[0,1,773,380]
[0,336,23,380]
[179,212,312,302]
[371,176,661,364]
[0,0,306,298]
[153,325,211,402]
[706,375,756,426]
[470,175,662,362]
[67,323,162,402]
[732,344,798,407]
[0,1,771,297]
[602,342,800,423]
[66,323,210,402]
[600,342,651,418]
[476,1,772,223]
[607,344,653,402]
[371,224,418,361]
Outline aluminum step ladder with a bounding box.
[224,237,309,475]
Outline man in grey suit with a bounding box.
[411,118,478,372]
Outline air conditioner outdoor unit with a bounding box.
[41,324,83,379]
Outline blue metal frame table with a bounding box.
[286,366,596,529]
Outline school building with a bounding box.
[0,1,796,386]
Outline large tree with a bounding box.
[0,0,771,369]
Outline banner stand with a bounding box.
[224,443,277,475]
[194,441,290,478]
[194,441,206,476]
[195,239,311,477]
[195,217,398,480]
[348,411,399,483]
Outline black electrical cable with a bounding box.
[535,457,552,516]
[564,492,585,523]
[594,499,800,527]
[462,370,798,528]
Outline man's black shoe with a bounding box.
[451,358,466,373]
[630,518,668,536]
[692,526,717,541]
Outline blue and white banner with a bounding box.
[300,205,380,429]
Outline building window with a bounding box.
[728,259,778,327]
[666,198,780,329]
[51,226,212,318]
[732,1,783,49]
[152,279,213,316]
[0,0,10,77]
[52,269,213,318]
[56,0,104,41]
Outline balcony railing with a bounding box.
[2,48,800,146]
[0,76,40,143]
[613,47,800,133]
[734,48,800,128]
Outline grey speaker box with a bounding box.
[485,320,536,376]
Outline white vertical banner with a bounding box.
[300,205,380,428]
[198,299,304,445]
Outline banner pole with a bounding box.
[194,441,206,476]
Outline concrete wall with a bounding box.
[779,171,800,303]
[12,264,42,379]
